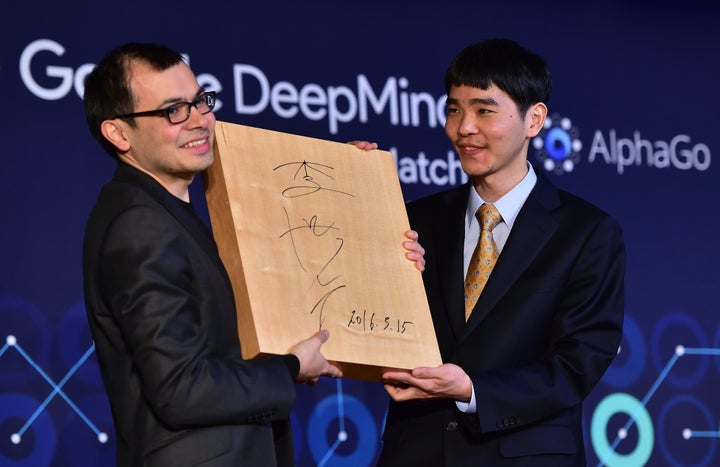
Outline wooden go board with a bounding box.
[204,120,442,381]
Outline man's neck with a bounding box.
[118,156,193,202]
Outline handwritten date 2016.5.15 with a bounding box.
[348,309,413,334]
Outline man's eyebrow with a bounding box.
[445,96,498,106]
[471,97,498,106]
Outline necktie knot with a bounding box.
[477,204,502,232]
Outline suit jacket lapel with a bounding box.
[432,184,470,339]
[460,171,561,342]
[114,164,232,290]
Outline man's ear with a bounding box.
[526,102,548,138]
[100,120,131,153]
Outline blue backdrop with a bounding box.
[2,1,719,465]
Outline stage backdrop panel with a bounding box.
[204,121,442,381]
[3,2,720,465]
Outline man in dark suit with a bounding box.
[81,43,424,467]
[378,38,625,466]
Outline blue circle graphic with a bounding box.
[651,312,708,388]
[657,395,715,467]
[591,392,653,467]
[602,314,646,389]
[544,127,572,161]
[0,393,57,466]
[307,394,377,466]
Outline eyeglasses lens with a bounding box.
[168,92,216,124]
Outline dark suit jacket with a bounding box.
[83,163,298,467]
[378,169,625,467]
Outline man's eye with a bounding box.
[165,104,182,115]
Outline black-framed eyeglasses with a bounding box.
[112,91,216,125]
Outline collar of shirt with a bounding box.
[463,163,538,272]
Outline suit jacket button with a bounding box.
[446,421,458,431]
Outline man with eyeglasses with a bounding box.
[81,42,425,467]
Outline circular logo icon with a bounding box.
[533,113,582,174]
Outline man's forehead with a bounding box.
[448,83,500,100]
[129,61,198,102]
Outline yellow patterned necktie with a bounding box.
[464,204,502,321]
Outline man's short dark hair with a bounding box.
[444,38,552,116]
[83,43,185,158]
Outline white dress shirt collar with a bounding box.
[465,162,538,229]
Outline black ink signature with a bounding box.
[279,207,342,284]
[273,160,355,198]
[279,207,346,328]
[310,285,346,330]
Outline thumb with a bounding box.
[411,366,432,378]
[314,329,330,344]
